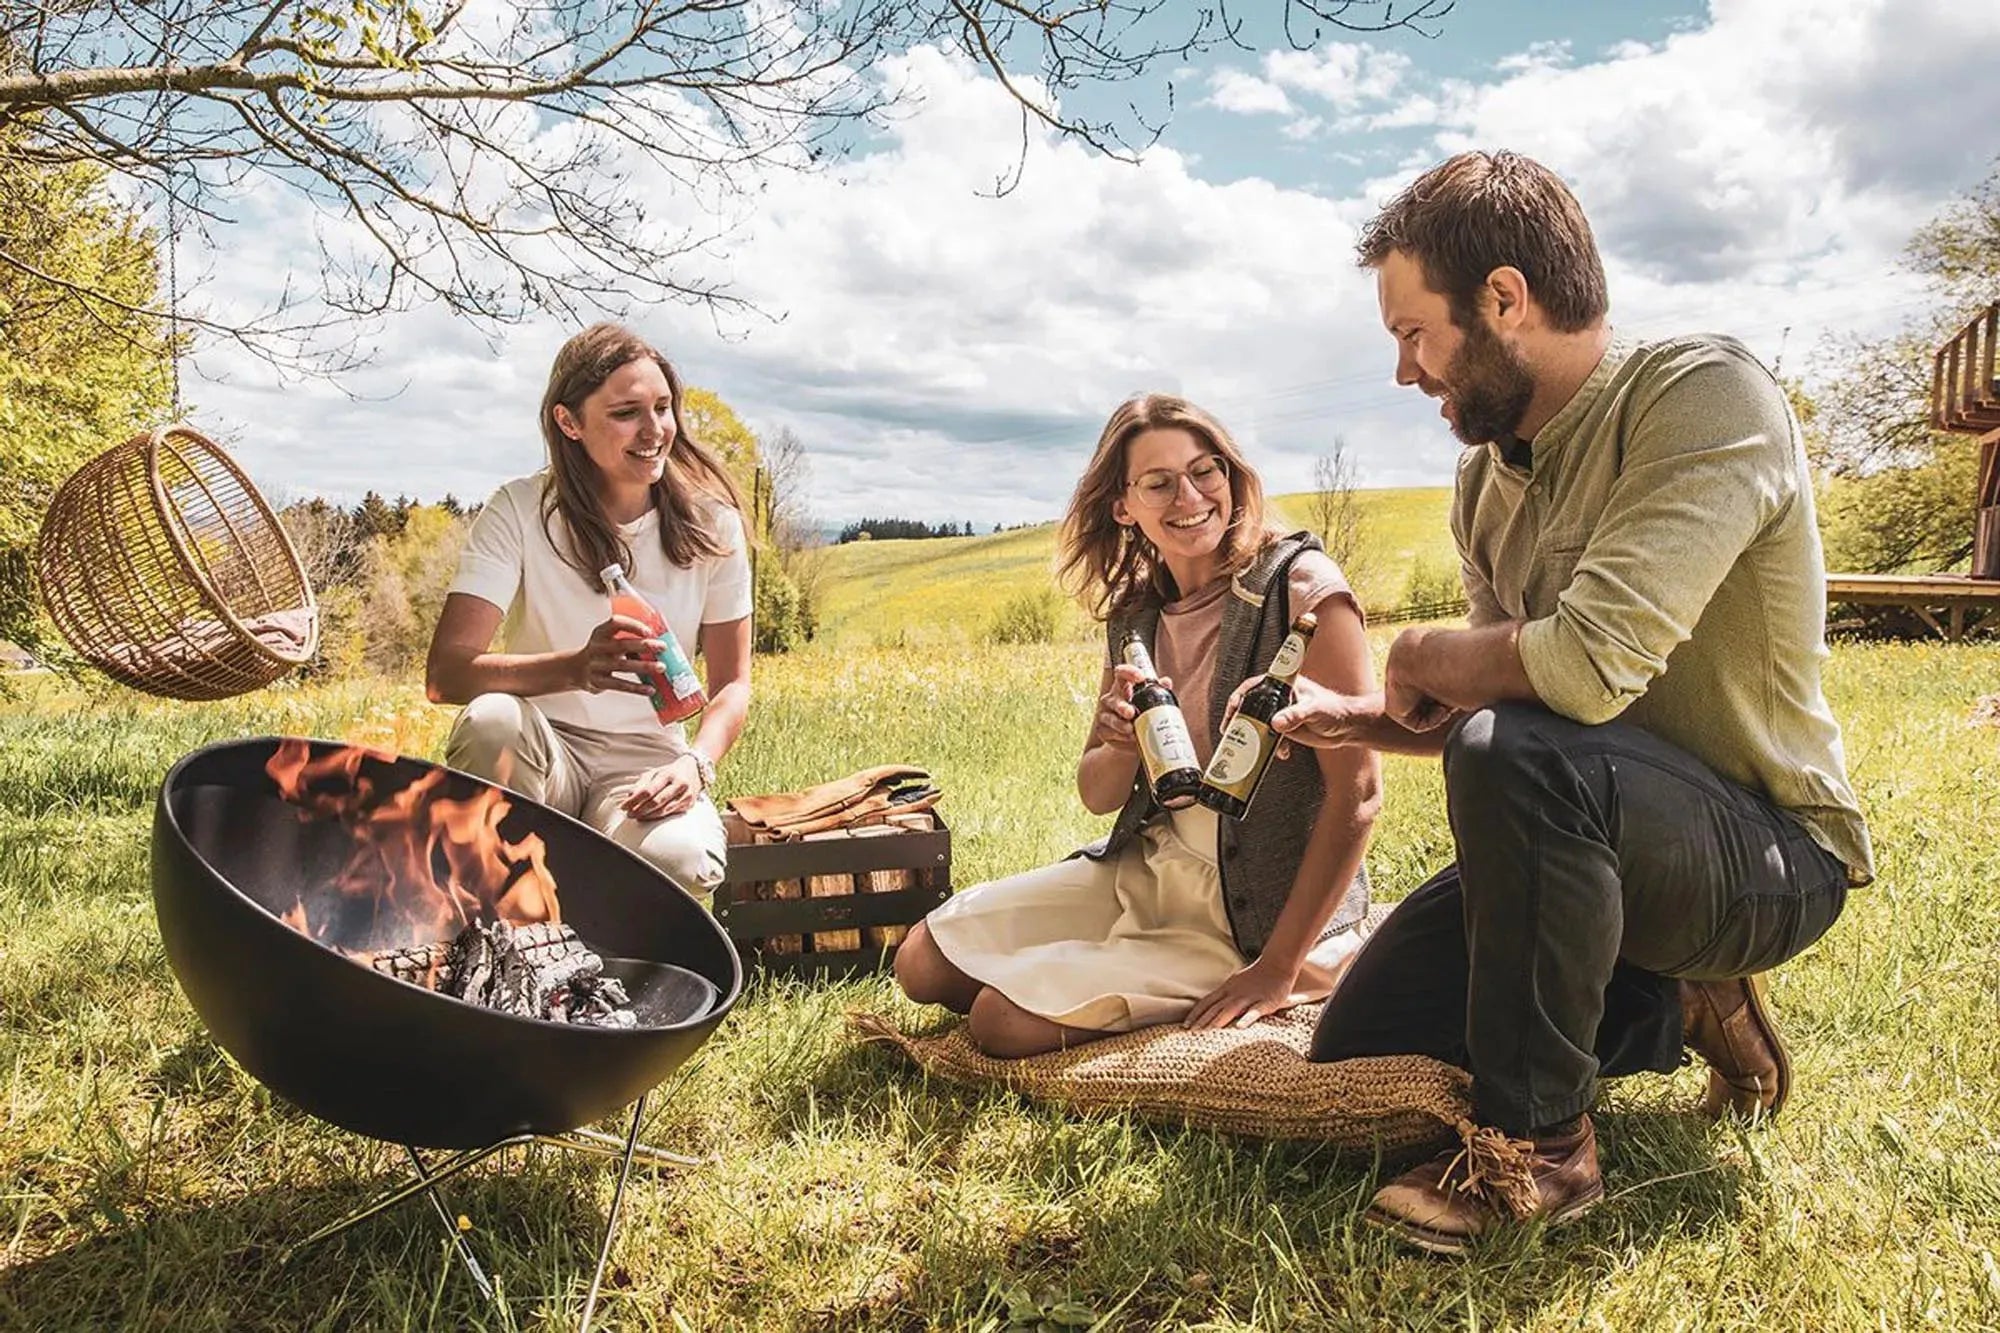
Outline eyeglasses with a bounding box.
[1126,454,1230,509]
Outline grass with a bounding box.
[3,611,1999,1328]
[815,488,1455,649]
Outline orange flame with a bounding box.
[265,740,560,955]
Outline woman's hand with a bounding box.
[572,615,663,696]
[1089,663,1165,751]
[1184,957,1302,1030]
[620,753,705,820]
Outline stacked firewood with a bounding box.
[371,921,635,1027]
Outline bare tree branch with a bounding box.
[0,0,1455,377]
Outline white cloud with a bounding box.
[177,0,2000,532]
[1205,68,1295,116]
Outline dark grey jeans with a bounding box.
[1313,703,1851,1136]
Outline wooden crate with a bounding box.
[714,809,951,979]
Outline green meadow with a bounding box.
[817,488,1457,647]
[2,526,1998,1330]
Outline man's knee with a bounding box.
[1443,701,1574,802]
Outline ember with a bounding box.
[263,740,631,1026]
[373,921,636,1027]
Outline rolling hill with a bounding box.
[813,487,1457,647]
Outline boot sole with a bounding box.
[1746,971,1792,1119]
[1710,972,1792,1121]
[1363,1182,1606,1257]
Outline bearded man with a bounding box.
[1264,151,1873,1252]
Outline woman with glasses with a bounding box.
[895,394,1380,1056]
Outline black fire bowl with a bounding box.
[152,736,743,1150]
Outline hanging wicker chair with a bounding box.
[35,424,319,701]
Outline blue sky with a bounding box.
[188,0,2000,530]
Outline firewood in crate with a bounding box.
[765,877,805,955]
[859,812,935,949]
[805,869,860,953]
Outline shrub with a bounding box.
[753,564,809,653]
[986,589,1060,646]
[1399,555,1464,612]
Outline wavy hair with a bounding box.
[1057,394,1280,619]
[538,322,745,583]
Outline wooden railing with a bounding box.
[1932,301,2000,435]
[1368,596,1471,625]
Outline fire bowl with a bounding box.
[151,736,743,1149]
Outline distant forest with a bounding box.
[836,518,978,543]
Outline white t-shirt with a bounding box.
[448,472,753,733]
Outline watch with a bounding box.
[688,749,716,793]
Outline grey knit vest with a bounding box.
[1076,531,1371,957]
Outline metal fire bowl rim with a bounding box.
[156,733,744,1034]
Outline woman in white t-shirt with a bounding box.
[425,323,753,891]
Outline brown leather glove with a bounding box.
[727,765,936,839]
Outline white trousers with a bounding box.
[444,693,728,892]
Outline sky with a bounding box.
[178,0,2000,530]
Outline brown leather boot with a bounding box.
[1681,974,1790,1120]
[1364,1115,1604,1255]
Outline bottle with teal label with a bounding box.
[600,563,706,724]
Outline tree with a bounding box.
[1307,437,1371,590]
[0,138,170,649]
[0,1,1451,372]
[1817,158,2000,574]
[758,425,825,647]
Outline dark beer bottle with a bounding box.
[1198,611,1317,819]
[1119,631,1202,810]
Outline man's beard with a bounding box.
[1440,317,1536,447]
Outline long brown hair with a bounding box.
[538,322,746,582]
[1057,394,1280,619]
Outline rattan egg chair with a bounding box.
[35,424,319,701]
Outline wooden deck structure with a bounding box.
[1825,300,2000,640]
[1824,572,2000,643]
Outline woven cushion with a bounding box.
[850,1002,1470,1150]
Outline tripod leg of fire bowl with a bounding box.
[274,1136,531,1266]
[407,1146,498,1305]
[577,1092,648,1333]
[539,1124,701,1170]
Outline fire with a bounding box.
[265,740,561,955]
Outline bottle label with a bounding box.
[1268,630,1308,681]
[1137,706,1197,779]
[1205,715,1270,795]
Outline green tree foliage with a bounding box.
[0,135,171,649]
[1818,160,2000,574]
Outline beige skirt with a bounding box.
[925,805,1368,1032]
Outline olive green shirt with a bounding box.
[1453,334,1874,882]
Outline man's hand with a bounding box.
[1218,673,1382,752]
[1383,628,1457,732]
[1184,957,1304,1030]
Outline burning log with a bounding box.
[372,921,635,1027]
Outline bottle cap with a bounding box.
[1295,611,1318,631]
[599,563,625,588]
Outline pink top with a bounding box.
[1152,549,1358,767]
